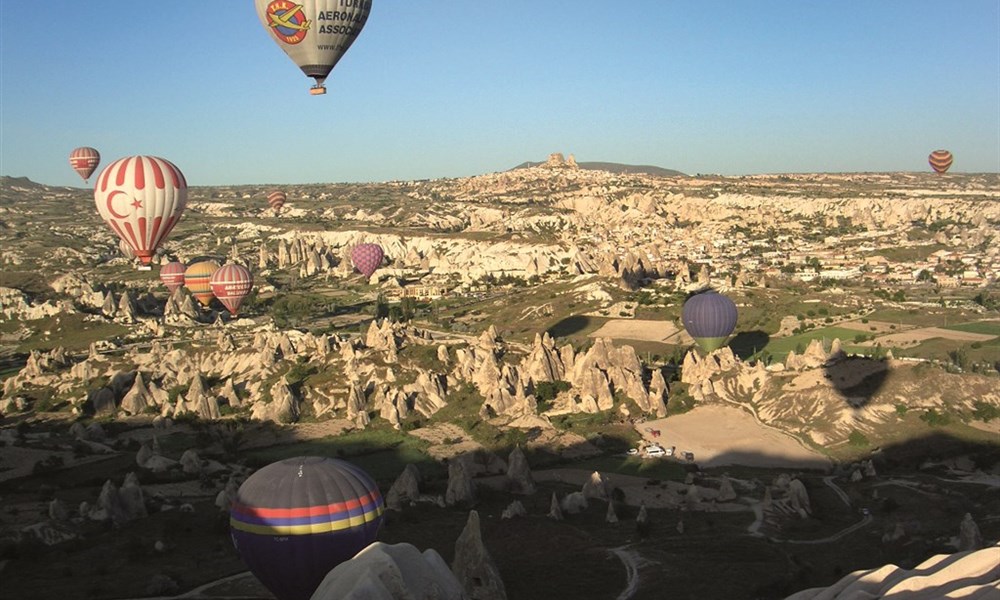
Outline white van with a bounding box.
[644,445,666,457]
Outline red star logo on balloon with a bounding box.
[131,198,143,210]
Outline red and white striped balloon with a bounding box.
[928,150,953,174]
[267,190,286,214]
[210,264,253,316]
[160,261,186,293]
[69,147,101,182]
[93,156,187,266]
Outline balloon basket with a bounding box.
[136,265,152,271]
[309,85,327,96]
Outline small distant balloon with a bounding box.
[681,290,738,354]
[254,0,373,95]
[160,261,187,293]
[928,150,953,174]
[267,190,286,214]
[118,239,136,260]
[210,264,254,316]
[230,457,385,600]
[93,156,187,265]
[351,243,383,279]
[69,147,100,182]
[184,261,220,307]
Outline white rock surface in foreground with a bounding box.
[310,542,464,600]
[784,542,1000,599]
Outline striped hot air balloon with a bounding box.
[230,457,385,600]
[118,239,136,260]
[160,261,186,293]
[928,150,953,174]
[267,190,286,214]
[69,147,101,182]
[681,290,738,354]
[184,261,220,307]
[350,243,384,279]
[210,264,254,316]
[93,156,187,265]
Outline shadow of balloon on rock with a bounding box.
[727,330,771,361]
[822,356,890,409]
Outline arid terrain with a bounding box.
[1,160,998,599]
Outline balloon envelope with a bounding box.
[118,239,136,260]
[210,264,254,315]
[350,243,383,278]
[230,457,385,600]
[184,261,220,307]
[70,147,100,182]
[160,261,186,293]
[267,190,286,214]
[682,291,738,353]
[928,150,953,174]
[254,0,372,94]
[93,156,187,265]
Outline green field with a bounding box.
[761,327,869,359]
[943,321,1000,336]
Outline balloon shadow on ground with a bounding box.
[823,356,890,409]
[547,315,594,339]
[728,330,770,361]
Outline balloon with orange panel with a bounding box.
[210,264,254,316]
[69,147,101,182]
[93,156,187,265]
[184,261,220,307]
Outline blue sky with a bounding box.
[2,1,998,186]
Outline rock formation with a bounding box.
[451,510,507,600]
[311,542,465,600]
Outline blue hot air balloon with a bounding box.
[681,290,738,353]
[230,457,385,600]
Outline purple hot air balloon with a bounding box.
[351,243,384,279]
[681,290,738,353]
[230,457,385,600]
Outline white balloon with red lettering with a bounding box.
[210,264,254,316]
[94,156,187,266]
[254,0,372,95]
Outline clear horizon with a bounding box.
[2,1,998,187]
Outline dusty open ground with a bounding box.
[588,318,693,344]
[866,326,997,347]
[635,405,832,470]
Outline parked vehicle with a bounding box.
[626,448,639,456]
[645,445,666,457]
[682,451,695,462]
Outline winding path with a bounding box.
[608,546,643,600]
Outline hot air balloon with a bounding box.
[267,190,286,214]
[184,261,220,307]
[681,290,738,354]
[118,239,136,261]
[69,147,100,182]
[93,156,187,266]
[254,0,373,95]
[210,264,254,316]
[928,150,953,174]
[160,261,186,293]
[350,243,383,279]
[230,457,385,600]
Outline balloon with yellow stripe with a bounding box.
[183,260,220,307]
[230,456,385,600]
